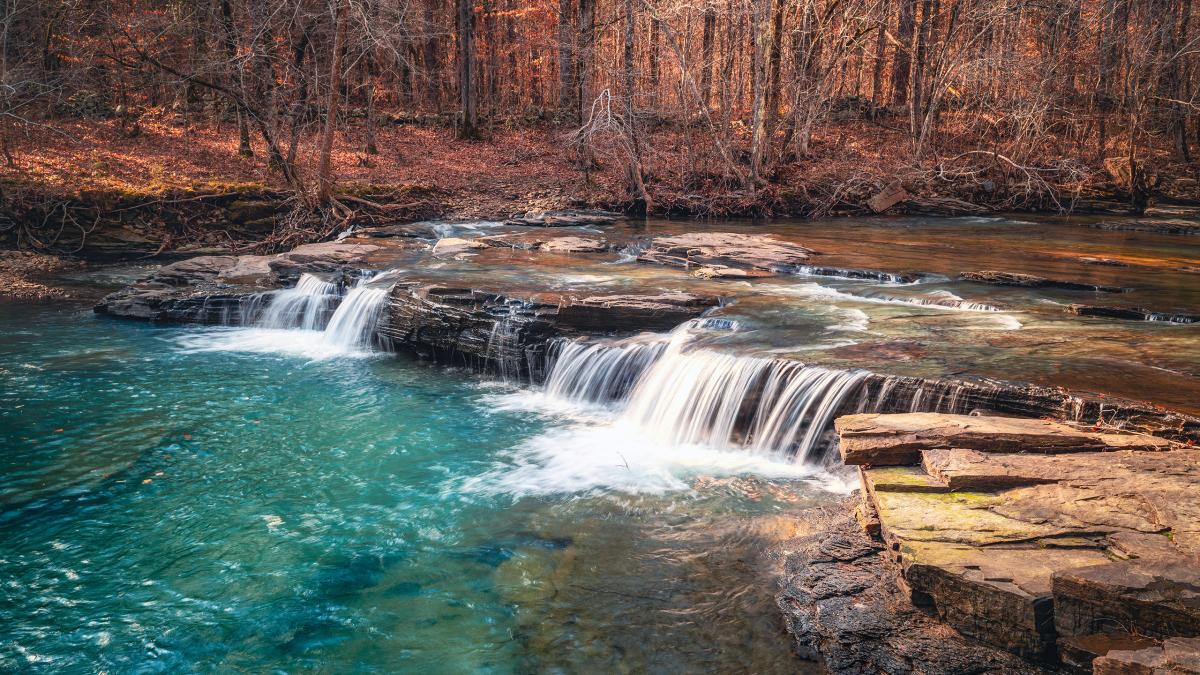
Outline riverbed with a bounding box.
[2,213,1198,671]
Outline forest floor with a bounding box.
[4,114,613,219]
[12,109,1194,220]
[3,109,1198,270]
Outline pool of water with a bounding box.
[5,212,1199,672]
[0,300,833,673]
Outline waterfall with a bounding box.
[485,298,535,381]
[540,321,870,462]
[322,285,389,350]
[257,273,339,329]
[544,337,668,403]
[620,332,869,460]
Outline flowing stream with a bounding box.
[3,213,1199,672]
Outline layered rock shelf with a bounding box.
[960,270,1133,293]
[1069,304,1199,324]
[782,411,1200,674]
[379,284,718,379]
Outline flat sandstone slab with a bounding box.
[637,232,815,274]
[837,412,1170,465]
[1093,637,1200,674]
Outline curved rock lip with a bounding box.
[960,270,1132,293]
[1069,304,1198,324]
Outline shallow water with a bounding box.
[0,301,831,673]
[4,212,1199,672]
[405,214,1200,413]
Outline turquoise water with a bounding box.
[0,300,828,673]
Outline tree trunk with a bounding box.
[558,0,576,114]
[623,0,651,211]
[700,7,716,107]
[576,0,596,124]
[457,0,479,138]
[871,0,890,105]
[892,0,916,106]
[219,0,252,157]
[317,0,349,204]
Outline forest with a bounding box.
[1,0,1198,226]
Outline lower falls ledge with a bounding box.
[777,411,1200,675]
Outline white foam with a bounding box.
[175,328,379,360]
[461,420,849,497]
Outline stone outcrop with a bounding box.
[1069,304,1198,324]
[378,284,719,379]
[637,232,815,275]
[1092,638,1200,674]
[836,412,1171,465]
[478,231,608,253]
[504,209,624,227]
[94,241,387,323]
[1054,561,1200,638]
[960,270,1132,293]
[825,412,1200,673]
[431,237,487,256]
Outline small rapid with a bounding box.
[179,273,393,359]
[256,273,339,329]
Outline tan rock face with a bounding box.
[431,237,487,256]
[1093,637,1200,674]
[637,232,815,275]
[839,412,1199,668]
[1054,561,1200,640]
[837,412,1171,466]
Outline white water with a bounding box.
[620,326,870,460]
[859,289,1000,312]
[543,337,669,403]
[179,275,392,359]
[322,285,389,350]
[256,273,339,330]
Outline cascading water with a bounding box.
[257,273,339,329]
[321,281,390,350]
[544,337,668,403]
[538,320,870,463]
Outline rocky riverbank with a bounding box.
[777,412,1200,674]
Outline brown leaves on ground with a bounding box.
[0,251,83,300]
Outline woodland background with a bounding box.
[0,0,1197,225]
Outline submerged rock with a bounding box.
[1089,219,1200,236]
[960,270,1132,293]
[1069,304,1198,324]
[504,209,623,227]
[638,232,816,274]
